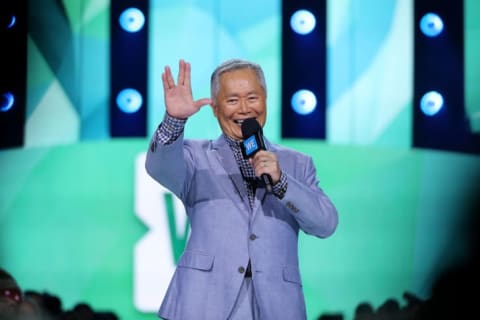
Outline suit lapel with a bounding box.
[211,136,279,221]
[211,136,251,213]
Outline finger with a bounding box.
[252,157,268,171]
[260,152,277,163]
[184,61,192,89]
[164,66,175,89]
[255,162,272,178]
[261,160,276,169]
[252,151,271,163]
[177,59,185,85]
[252,154,278,173]
[194,98,213,109]
[161,72,169,91]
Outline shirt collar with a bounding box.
[223,134,242,153]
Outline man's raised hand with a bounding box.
[161,59,212,119]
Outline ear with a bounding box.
[210,101,218,118]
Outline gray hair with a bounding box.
[210,59,267,103]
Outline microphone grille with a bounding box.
[241,118,262,138]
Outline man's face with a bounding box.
[212,68,267,140]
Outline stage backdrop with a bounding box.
[1,0,480,319]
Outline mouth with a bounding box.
[233,118,255,126]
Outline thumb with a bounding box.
[194,98,212,109]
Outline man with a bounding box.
[145,59,338,320]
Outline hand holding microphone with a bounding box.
[241,118,281,193]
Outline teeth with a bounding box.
[234,120,244,124]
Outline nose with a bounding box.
[239,98,249,113]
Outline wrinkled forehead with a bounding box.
[218,70,265,95]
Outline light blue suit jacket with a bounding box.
[145,133,338,320]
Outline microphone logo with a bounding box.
[243,135,259,157]
[240,117,265,159]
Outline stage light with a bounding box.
[111,1,148,137]
[0,92,15,112]
[290,9,316,35]
[291,89,317,115]
[282,2,326,138]
[420,91,444,116]
[116,88,143,113]
[119,7,145,32]
[2,14,16,29]
[8,15,16,28]
[0,11,15,29]
[420,13,443,37]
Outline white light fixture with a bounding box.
[420,91,444,116]
[119,8,145,33]
[290,10,316,35]
[420,13,444,37]
[291,89,317,115]
[116,88,143,113]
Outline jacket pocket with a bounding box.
[177,251,215,271]
[282,265,302,285]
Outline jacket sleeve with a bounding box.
[279,155,338,238]
[145,132,193,201]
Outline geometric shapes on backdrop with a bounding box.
[26,31,106,145]
[327,0,413,147]
[59,0,111,141]
[28,0,77,113]
[24,79,80,147]
[464,0,480,134]
[148,2,280,140]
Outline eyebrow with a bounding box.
[225,91,260,97]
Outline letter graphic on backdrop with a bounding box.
[134,152,189,312]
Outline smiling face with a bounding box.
[212,68,267,141]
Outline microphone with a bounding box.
[240,118,273,193]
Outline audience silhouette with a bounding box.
[1,269,119,320]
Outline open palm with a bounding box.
[162,59,211,119]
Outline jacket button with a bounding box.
[249,234,257,241]
[238,266,245,274]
